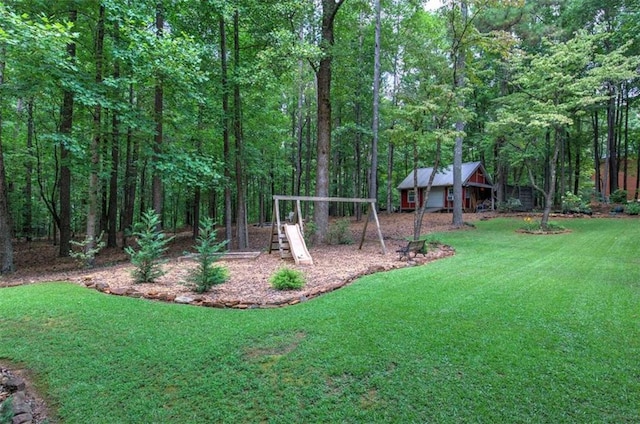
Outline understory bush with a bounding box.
[124,209,174,283]
[269,267,305,290]
[610,189,628,204]
[69,232,105,268]
[303,220,317,247]
[625,202,640,215]
[561,191,591,214]
[498,197,522,212]
[184,218,229,293]
[328,219,353,245]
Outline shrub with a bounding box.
[520,217,565,233]
[610,189,628,204]
[498,197,522,213]
[544,221,566,232]
[521,216,540,232]
[124,209,174,283]
[184,218,229,293]
[269,267,305,290]
[561,191,581,213]
[328,219,353,245]
[303,220,317,247]
[561,191,591,214]
[69,232,105,268]
[625,202,640,216]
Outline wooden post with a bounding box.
[370,202,387,254]
[296,199,303,234]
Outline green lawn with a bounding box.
[1,218,639,423]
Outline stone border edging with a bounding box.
[83,245,456,309]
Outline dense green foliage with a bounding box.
[0,218,638,422]
[124,210,174,283]
[327,218,354,245]
[0,0,639,271]
[184,218,229,293]
[610,189,629,204]
[625,202,640,215]
[269,267,306,290]
[69,232,106,268]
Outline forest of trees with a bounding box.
[0,0,638,273]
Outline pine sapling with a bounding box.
[124,209,174,283]
[184,217,229,293]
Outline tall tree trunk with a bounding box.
[386,29,402,215]
[24,99,34,241]
[560,127,566,198]
[539,129,561,229]
[622,86,629,192]
[414,141,441,241]
[304,107,312,218]
[386,141,394,214]
[193,105,204,239]
[108,18,121,248]
[354,21,363,220]
[355,99,362,221]
[635,143,640,201]
[86,4,106,263]
[370,0,381,206]
[0,48,14,273]
[573,117,581,195]
[592,110,601,197]
[314,0,346,243]
[606,83,618,196]
[121,83,137,248]
[574,139,581,195]
[220,15,233,245]
[59,9,77,257]
[233,9,248,249]
[152,2,164,221]
[494,136,506,205]
[452,1,467,227]
[108,110,120,248]
[294,53,305,198]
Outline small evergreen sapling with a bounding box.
[69,232,105,268]
[184,217,229,293]
[124,209,174,283]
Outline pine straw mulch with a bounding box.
[2,212,489,308]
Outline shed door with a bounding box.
[425,187,445,208]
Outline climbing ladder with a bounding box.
[269,197,303,259]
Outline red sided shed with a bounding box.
[397,161,494,212]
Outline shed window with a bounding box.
[408,189,416,203]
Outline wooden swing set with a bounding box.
[269,195,387,263]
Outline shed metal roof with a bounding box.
[397,161,493,190]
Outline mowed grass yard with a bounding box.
[1,217,639,423]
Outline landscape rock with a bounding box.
[174,295,194,304]
[109,287,129,296]
[0,370,36,424]
[2,375,25,392]
[158,293,176,302]
[95,282,109,292]
[11,392,33,423]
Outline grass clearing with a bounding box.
[1,218,639,422]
